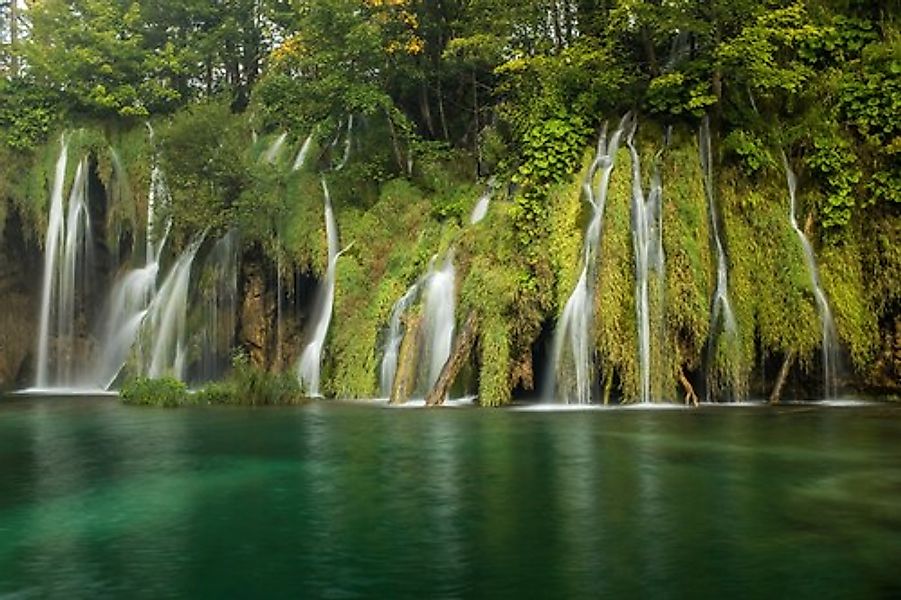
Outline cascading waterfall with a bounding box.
[469,183,494,225]
[782,155,839,398]
[421,254,456,391]
[546,115,628,404]
[144,235,205,379]
[35,139,95,389]
[199,230,239,382]
[699,116,738,399]
[379,282,421,397]
[91,139,172,389]
[334,116,354,171]
[263,132,288,164]
[292,132,315,172]
[297,179,342,396]
[625,122,666,404]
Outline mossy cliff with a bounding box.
[0,110,897,402]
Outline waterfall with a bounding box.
[263,132,288,164]
[782,155,839,398]
[546,115,628,404]
[199,230,239,382]
[699,117,738,400]
[297,179,342,396]
[35,139,94,389]
[469,184,493,225]
[421,254,456,392]
[144,235,205,379]
[334,116,353,171]
[379,282,421,397]
[292,132,315,171]
[92,265,157,388]
[91,141,173,389]
[625,122,666,404]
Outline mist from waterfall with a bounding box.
[782,155,839,398]
[546,115,628,404]
[297,179,342,396]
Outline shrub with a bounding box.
[194,357,307,406]
[120,377,189,408]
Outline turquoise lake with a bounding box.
[1,397,900,598]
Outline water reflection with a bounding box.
[0,400,899,597]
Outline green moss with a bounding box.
[594,145,639,401]
[477,312,512,407]
[820,234,879,372]
[547,150,594,311]
[661,133,712,382]
[722,167,822,394]
[325,177,453,398]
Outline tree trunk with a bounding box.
[10,0,18,77]
[385,109,406,173]
[426,312,478,407]
[641,27,659,76]
[712,23,723,123]
[437,69,450,142]
[769,351,794,405]
[603,369,613,405]
[390,312,423,405]
[419,82,435,137]
[472,68,481,177]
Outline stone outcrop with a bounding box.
[0,207,40,389]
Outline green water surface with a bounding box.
[0,397,900,598]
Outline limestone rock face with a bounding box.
[0,209,40,389]
[238,251,274,369]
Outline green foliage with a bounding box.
[1,0,899,400]
[645,71,717,118]
[0,79,60,150]
[836,38,901,147]
[723,129,775,175]
[120,377,189,407]
[717,3,819,96]
[157,100,251,237]
[195,355,306,405]
[803,127,861,229]
[799,15,878,66]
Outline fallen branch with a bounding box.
[426,312,479,407]
[769,351,795,405]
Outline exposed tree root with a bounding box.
[679,369,699,407]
